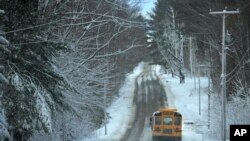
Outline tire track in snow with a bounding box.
[120,66,167,141]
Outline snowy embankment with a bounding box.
[156,65,209,141]
[83,62,145,141]
[83,63,210,141]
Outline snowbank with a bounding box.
[155,65,209,141]
[83,62,145,141]
[84,63,214,141]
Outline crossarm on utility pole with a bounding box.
[209,10,239,15]
[209,8,239,141]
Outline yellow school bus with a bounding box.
[150,108,182,141]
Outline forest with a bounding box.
[1,0,250,140]
[148,0,250,139]
[0,0,147,140]
[148,0,250,97]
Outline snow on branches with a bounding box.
[0,109,9,140]
[34,86,52,133]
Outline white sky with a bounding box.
[140,0,157,19]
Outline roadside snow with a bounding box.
[83,63,211,141]
[158,68,208,141]
[83,62,145,141]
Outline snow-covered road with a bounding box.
[120,64,166,141]
[84,63,208,141]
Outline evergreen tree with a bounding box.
[148,0,250,96]
[0,9,10,141]
[1,0,147,140]
[148,0,185,74]
[0,1,74,140]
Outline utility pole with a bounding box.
[103,61,108,135]
[189,37,194,78]
[194,55,196,91]
[104,78,107,135]
[198,64,210,116]
[180,35,184,70]
[198,65,201,115]
[209,8,239,141]
[171,7,178,59]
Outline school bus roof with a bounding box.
[159,107,177,112]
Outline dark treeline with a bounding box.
[148,0,250,98]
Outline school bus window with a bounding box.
[174,117,181,125]
[163,116,172,125]
[155,116,161,125]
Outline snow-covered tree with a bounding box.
[0,1,78,140]
[1,0,147,140]
[41,0,147,140]
[0,8,9,141]
[0,108,9,141]
[147,0,186,76]
[147,0,250,140]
